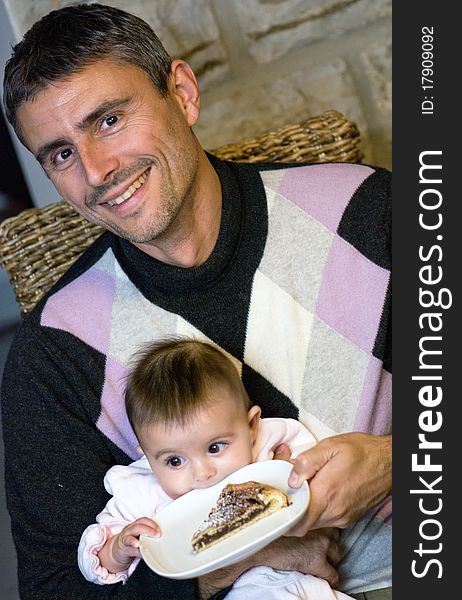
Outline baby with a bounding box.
[78,338,352,599]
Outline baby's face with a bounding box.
[138,388,260,499]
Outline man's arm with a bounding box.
[197,528,340,600]
[275,433,392,533]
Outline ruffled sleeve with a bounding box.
[77,456,171,585]
[77,521,139,584]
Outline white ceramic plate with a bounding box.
[140,460,309,579]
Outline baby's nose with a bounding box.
[193,460,216,483]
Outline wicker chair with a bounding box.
[0,110,362,315]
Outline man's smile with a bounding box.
[105,168,151,207]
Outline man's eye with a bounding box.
[208,442,226,454]
[101,115,119,129]
[166,456,184,468]
[53,148,73,166]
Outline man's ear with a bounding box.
[248,405,262,443]
[170,59,200,126]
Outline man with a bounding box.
[1,4,391,600]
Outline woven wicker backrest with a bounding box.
[0,110,362,315]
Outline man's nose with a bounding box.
[79,140,120,187]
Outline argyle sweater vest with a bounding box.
[2,155,391,598]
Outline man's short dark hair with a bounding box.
[125,338,251,435]
[3,3,172,138]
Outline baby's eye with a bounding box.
[166,456,184,468]
[208,442,226,454]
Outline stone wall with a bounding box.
[4,0,391,169]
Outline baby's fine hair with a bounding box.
[125,338,250,433]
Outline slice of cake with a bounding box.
[191,480,290,553]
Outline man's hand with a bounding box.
[197,528,340,599]
[275,433,392,533]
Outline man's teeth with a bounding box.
[107,170,148,206]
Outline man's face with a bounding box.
[16,60,200,245]
[138,390,261,500]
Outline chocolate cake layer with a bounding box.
[191,481,289,553]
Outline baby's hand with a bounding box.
[100,517,161,572]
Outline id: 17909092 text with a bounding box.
[421,26,435,115]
